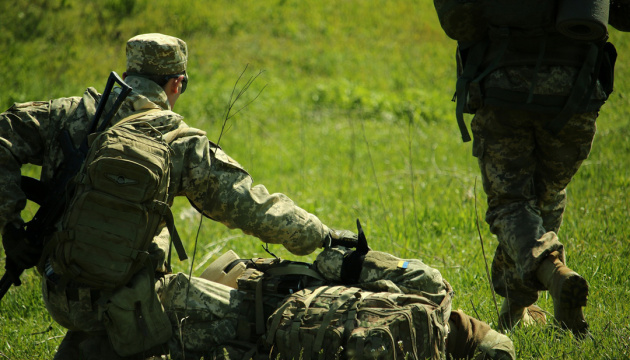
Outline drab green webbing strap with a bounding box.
[455,40,490,143]
[154,201,187,261]
[117,109,191,263]
[265,286,330,347]
[313,287,362,350]
[254,271,265,335]
[112,108,161,128]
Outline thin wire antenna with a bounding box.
[184,212,204,315]
[183,64,267,334]
[359,117,393,244]
[474,177,500,322]
[407,114,420,243]
[217,64,267,146]
[262,243,279,259]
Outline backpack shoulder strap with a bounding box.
[163,126,207,143]
[113,108,162,128]
[113,108,190,262]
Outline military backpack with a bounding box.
[264,285,448,360]
[46,109,188,290]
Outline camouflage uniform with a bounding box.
[472,66,606,306]
[315,247,450,306]
[0,33,330,359]
[433,0,623,334]
[0,84,328,259]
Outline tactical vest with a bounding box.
[434,0,616,142]
[45,109,190,290]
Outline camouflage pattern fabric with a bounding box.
[0,75,330,357]
[432,0,486,42]
[483,65,608,99]
[42,278,104,333]
[46,272,251,360]
[126,33,187,76]
[265,285,450,360]
[157,273,247,359]
[316,248,450,306]
[1,33,331,358]
[0,76,328,260]
[471,65,599,304]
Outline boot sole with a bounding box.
[559,273,589,308]
[555,272,590,336]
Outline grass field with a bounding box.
[1,1,629,359]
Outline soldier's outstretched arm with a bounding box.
[172,135,331,256]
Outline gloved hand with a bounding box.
[324,220,370,255]
[318,220,371,284]
[2,222,41,270]
[325,229,359,249]
[326,229,358,248]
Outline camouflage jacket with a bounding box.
[0,76,329,272]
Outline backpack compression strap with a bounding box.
[116,109,190,262]
[265,285,331,347]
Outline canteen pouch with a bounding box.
[100,269,172,356]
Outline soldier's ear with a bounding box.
[166,77,177,94]
[167,76,185,94]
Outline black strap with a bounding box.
[545,42,601,134]
[455,41,488,143]
[483,88,605,113]
[153,201,187,262]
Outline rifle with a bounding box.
[0,72,132,303]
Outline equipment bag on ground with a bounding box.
[263,285,450,360]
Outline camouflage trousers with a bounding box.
[44,272,249,360]
[470,105,598,306]
[46,250,454,359]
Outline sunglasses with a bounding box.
[164,73,188,94]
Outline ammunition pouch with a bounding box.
[99,268,171,357]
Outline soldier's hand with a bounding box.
[2,222,41,270]
[324,229,358,249]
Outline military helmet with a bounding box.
[126,33,187,76]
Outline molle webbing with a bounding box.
[48,109,188,290]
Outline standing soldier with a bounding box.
[433,0,628,337]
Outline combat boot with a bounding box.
[498,298,546,331]
[446,310,515,360]
[536,251,589,337]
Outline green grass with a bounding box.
[1,0,629,359]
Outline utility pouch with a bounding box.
[100,269,172,356]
